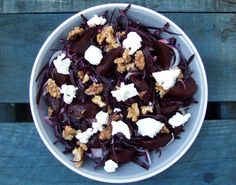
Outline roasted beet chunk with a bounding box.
[96,46,123,76]
[165,77,197,100]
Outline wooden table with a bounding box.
[0,1,236,184]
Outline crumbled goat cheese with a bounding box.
[87,15,106,27]
[53,53,72,75]
[111,82,138,102]
[136,118,164,138]
[104,159,118,173]
[75,128,93,144]
[111,120,131,139]
[123,32,142,55]
[84,45,103,65]
[92,111,109,133]
[113,108,122,113]
[60,84,78,104]
[152,68,181,90]
[168,112,191,127]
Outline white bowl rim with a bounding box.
[30,3,208,183]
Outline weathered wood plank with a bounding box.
[0,120,235,185]
[0,103,15,122]
[219,102,236,119]
[3,0,236,13]
[0,13,236,102]
[0,0,3,13]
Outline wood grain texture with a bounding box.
[219,102,236,119]
[0,0,3,13]
[2,0,236,13]
[0,13,235,102]
[0,120,235,185]
[0,103,15,122]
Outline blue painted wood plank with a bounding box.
[0,0,3,13]
[0,103,15,122]
[0,13,235,102]
[0,120,235,185]
[3,0,236,13]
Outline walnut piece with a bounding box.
[160,126,170,134]
[78,71,90,84]
[79,143,88,151]
[134,50,145,70]
[127,103,140,122]
[62,126,76,141]
[67,27,84,40]
[155,84,167,98]
[114,49,134,73]
[85,83,104,95]
[91,95,106,107]
[99,126,112,140]
[141,105,153,114]
[97,26,116,45]
[72,147,84,167]
[77,70,85,80]
[48,106,53,116]
[46,78,61,98]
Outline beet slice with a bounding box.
[45,93,62,111]
[50,68,69,87]
[109,149,135,164]
[165,77,197,100]
[160,102,181,116]
[67,100,99,119]
[70,27,97,54]
[153,40,172,69]
[96,46,123,76]
[143,46,158,74]
[137,134,172,150]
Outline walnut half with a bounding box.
[62,126,76,141]
[134,50,145,70]
[85,83,104,95]
[46,78,61,98]
[91,95,106,107]
[67,27,84,40]
[127,103,140,122]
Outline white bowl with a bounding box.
[30,3,208,183]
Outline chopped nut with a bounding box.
[160,126,170,134]
[48,106,53,116]
[134,50,145,70]
[99,126,112,140]
[141,105,153,114]
[91,95,106,107]
[97,26,116,45]
[82,74,90,84]
[116,63,126,73]
[72,147,84,164]
[85,83,104,95]
[114,49,133,73]
[155,84,167,98]
[62,126,76,141]
[125,63,135,71]
[67,27,84,40]
[77,70,85,80]
[127,103,140,122]
[80,143,88,151]
[46,78,61,98]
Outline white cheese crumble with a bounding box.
[152,68,181,90]
[111,82,138,102]
[92,111,109,133]
[104,159,118,173]
[113,108,121,113]
[111,120,131,139]
[75,128,93,144]
[53,53,72,75]
[136,118,164,138]
[60,84,78,104]
[122,32,142,55]
[84,45,103,65]
[87,15,106,27]
[168,112,191,127]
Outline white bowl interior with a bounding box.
[30,3,208,183]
